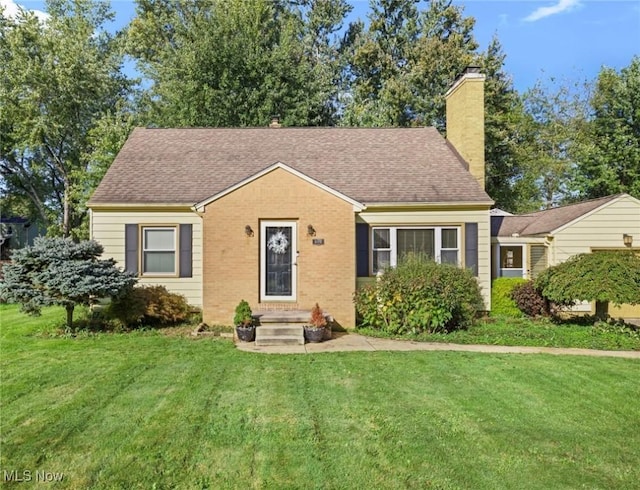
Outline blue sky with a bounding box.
[4,0,639,92]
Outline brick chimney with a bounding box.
[445,66,486,189]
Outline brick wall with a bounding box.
[202,167,356,327]
[445,72,486,189]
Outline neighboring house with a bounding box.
[88,68,493,327]
[0,216,42,260]
[491,193,640,318]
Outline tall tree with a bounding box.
[342,0,477,129]
[516,77,590,210]
[0,0,132,238]
[129,0,351,127]
[574,56,640,200]
[478,35,529,212]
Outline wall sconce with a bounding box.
[623,234,633,247]
[245,225,254,237]
[307,224,316,237]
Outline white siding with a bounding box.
[90,209,203,307]
[358,208,492,310]
[551,196,640,265]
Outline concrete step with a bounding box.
[255,311,310,324]
[255,335,305,347]
[255,324,304,347]
[258,325,303,336]
[254,310,333,325]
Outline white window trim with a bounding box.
[371,226,461,273]
[141,226,178,276]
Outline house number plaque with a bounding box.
[312,239,325,245]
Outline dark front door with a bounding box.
[261,221,296,300]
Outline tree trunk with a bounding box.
[63,182,71,238]
[66,304,75,329]
[595,300,609,321]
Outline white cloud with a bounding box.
[0,0,48,22]
[524,0,582,22]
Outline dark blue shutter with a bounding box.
[125,224,138,274]
[465,223,478,277]
[179,224,193,278]
[356,223,369,277]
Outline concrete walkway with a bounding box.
[236,332,640,359]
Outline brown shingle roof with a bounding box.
[89,127,492,206]
[491,195,624,237]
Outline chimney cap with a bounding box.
[269,115,281,128]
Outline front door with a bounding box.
[260,221,297,301]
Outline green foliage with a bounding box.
[0,0,133,237]
[233,299,253,327]
[0,237,136,328]
[574,56,640,200]
[536,251,640,318]
[108,285,194,328]
[480,36,530,212]
[510,280,549,317]
[342,0,477,129]
[354,253,484,334]
[491,277,527,317]
[517,76,591,210]
[129,0,350,127]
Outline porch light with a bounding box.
[623,234,633,247]
[245,225,254,237]
[307,224,316,236]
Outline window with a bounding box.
[497,245,525,278]
[372,227,460,273]
[142,227,176,274]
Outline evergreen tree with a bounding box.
[342,0,477,129]
[478,35,528,212]
[0,237,137,329]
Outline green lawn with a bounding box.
[2,305,639,489]
[358,315,640,351]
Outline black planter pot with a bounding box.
[236,325,256,342]
[304,326,325,343]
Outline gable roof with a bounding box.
[88,127,493,207]
[491,194,627,237]
[193,162,365,211]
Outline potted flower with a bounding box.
[234,300,255,342]
[304,303,327,343]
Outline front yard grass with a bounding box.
[357,315,640,351]
[1,304,639,489]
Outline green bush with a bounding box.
[491,278,527,317]
[354,253,484,334]
[108,285,194,328]
[511,280,548,317]
[233,300,253,327]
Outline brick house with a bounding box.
[88,69,493,327]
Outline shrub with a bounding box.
[354,253,484,334]
[535,251,640,320]
[491,278,527,317]
[511,280,548,317]
[108,285,194,328]
[233,300,253,327]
